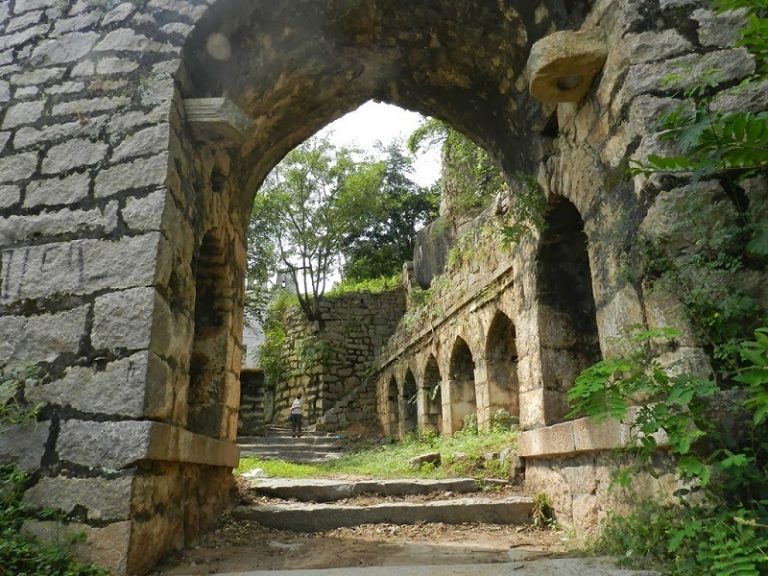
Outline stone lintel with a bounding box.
[184,97,251,146]
[517,418,630,458]
[518,412,667,458]
[527,28,608,103]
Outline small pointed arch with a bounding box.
[484,311,520,421]
[448,336,477,432]
[188,229,234,438]
[536,195,601,423]
[387,375,399,436]
[402,368,418,434]
[422,354,443,435]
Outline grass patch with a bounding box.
[238,426,518,479]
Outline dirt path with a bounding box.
[151,515,571,575]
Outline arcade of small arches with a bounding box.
[375,193,601,439]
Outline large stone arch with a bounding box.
[536,195,601,424]
[0,0,613,572]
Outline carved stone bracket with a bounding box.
[184,97,252,147]
[526,28,608,104]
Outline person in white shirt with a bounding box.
[289,393,303,438]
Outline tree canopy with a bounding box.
[248,136,382,325]
[341,143,438,281]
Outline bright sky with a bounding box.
[316,101,442,187]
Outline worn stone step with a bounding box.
[247,478,481,502]
[214,560,659,576]
[239,450,343,464]
[239,436,341,448]
[233,496,533,531]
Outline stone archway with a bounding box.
[484,311,520,425]
[401,369,418,435]
[420,355,443,435]
[387,375,400,436]
[447,337,478,433]
[0,0,593,573]
[536,195,601,423]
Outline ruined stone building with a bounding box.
[0,0,765,574]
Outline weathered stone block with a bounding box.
[26,351,159,418]
[0,204,118,244]
[0,306,87,363]
[24,476,134,522]
[622,29,692,64]
[92,287,162,351]
[111,124,169,162]
[2,100,44,129]
[30,31,100,65]
[625,48,755,97]
[517,421,576,457]
[0,151,38,183]
[94,154,169,198]
[0,234,161,303]
[0,184,20,208]
[527,28,607,103]
[23,171,91,207]
[0,421,50,471]
[42,138,108,173]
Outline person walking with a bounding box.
[289,393,303,438]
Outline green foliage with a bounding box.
[237,427,518,480]
[531,493,557,530]
[408,119,504,214]
[259,291,295,388]
[738,327,768,423]
[341,144,438,282]
[567,328,720,483]
[0,466,108,576]
[0,363,44,426]
[326,274,402,298]
[595,502,768,576]
[500,172,547,246]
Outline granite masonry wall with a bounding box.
[264,290,404,430]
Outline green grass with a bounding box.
[237,427,518,479]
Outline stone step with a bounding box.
[214,560,659,576]
[239,450,343,464]
[233,496,533,531]
[247,478,480,503]
[239,436,341,447]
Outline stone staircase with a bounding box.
[234,477,534,531]
[238,425,344,464]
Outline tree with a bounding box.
[248,136,383,326]
[341,143,439,281]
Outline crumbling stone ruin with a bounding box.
[0,0,765,573]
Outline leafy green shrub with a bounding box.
[595,502,768,576]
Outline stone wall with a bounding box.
[372,0,768,530]
[266,290,405,428]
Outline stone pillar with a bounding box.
[473,361,491,431]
